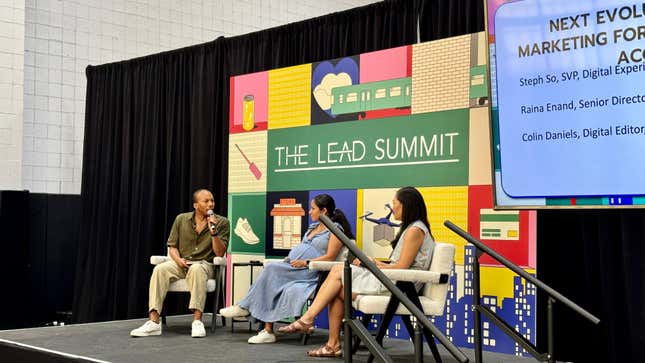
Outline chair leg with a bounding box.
[422,327,442,363]
[403,284,443,363]
[211,266,222,333]
[414,322,424,363]
[352,313,373,354]
[361,313,373,329]
[221,267,227,327]
[161,300,167,326]
[301,332,310,345]
[401,315,415,339]
[367,297,401,363]
[211,295,217,332]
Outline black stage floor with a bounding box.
[0,315,535,363]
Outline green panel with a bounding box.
[470,65,488,99]
[546,198,573,206]
[267,109,469,191]
[575,197,607,206]
[228,193,267,255]
[491,108,501,171]
[633,197,645,205]
[331,78,411,115]
[482,233,501,237]
[480,214,519,222]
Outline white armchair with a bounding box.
[149,254,227,332]
[309,242,455,362]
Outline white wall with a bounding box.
[0,0,24,190]
[17,0,379,194]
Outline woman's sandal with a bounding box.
[277,319,314,334]
[307,344,342,358]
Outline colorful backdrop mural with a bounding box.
[227,32,537,357]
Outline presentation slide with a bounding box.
[491,0,645,205]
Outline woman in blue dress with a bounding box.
[279,187,435,357]
[219,194,354,344]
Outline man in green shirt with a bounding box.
[130,189,230,338]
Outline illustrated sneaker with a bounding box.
[248,329,276,344]
[130,320,161,337]
[241,218,260,242]
[234,218,260,244]
[191,320,206,338]
[219,305,250,318]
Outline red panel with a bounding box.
[361,108,410,120]
[406,45,412,77]
[468,185,530,267]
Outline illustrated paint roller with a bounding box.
[235,143,262,180]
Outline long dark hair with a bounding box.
[392,186,433,248]
[312,194,355,240]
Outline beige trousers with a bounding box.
[149,260,214,314]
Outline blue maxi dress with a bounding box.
[238,222,340,322]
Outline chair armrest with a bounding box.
[150,255,170,265]
[213,256,226,266]
[263,258,285,266]
[151,255,226,266]
[382,269,449,284]
[309,261,343,271]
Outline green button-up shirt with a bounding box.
[166,211,230,261]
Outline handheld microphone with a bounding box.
[207,209,216,232]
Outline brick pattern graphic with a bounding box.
[411,34,471,114]
[0,0,25,190]
[16,0,379,194]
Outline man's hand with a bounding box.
[207,213,219,234]
[352,256,382,267]
[290,259,307,268]
[175,258,189,269]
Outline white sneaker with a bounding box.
[234,218,260,244]
[191,320,206,338]
[248,329,276,344]
[130,320,161,337]
[219,304,250,318]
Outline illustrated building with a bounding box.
[270,198,305,249]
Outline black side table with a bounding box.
[230,260,264,332]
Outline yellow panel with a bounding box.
[356,189,364,250]
[268,64,311,129]
[417,186,469,265]
[480,266,536,307]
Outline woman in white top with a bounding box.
[278,186,435,357]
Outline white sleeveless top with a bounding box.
[348,220,435,295]
[390,220,435,271]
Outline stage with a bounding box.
[0,315,534,362]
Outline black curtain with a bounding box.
[537,210,645,363]
[419,0,485,41]
[74,41,228,322]
[74,0,484,324]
